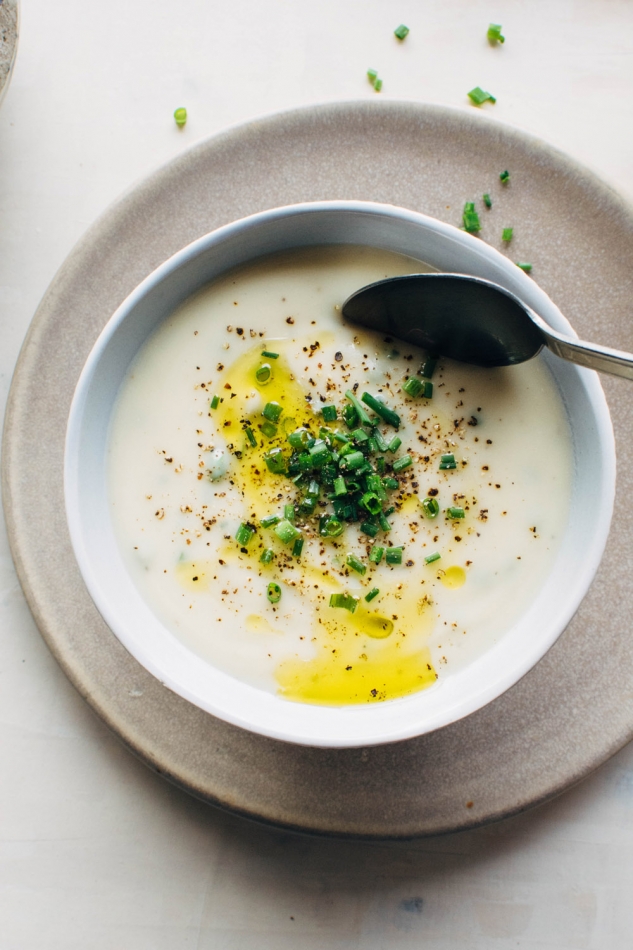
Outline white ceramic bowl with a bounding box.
[64,201,615,748]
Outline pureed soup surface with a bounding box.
[108,246,573,706]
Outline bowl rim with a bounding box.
[64,199,616,747]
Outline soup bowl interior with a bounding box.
[64,201,615,748]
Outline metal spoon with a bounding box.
[341,273,633,380]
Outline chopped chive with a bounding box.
[334,476,348,497]
[373,430,389,452]
[424,552,441,565]
[440,453,455,464]
[370,546,385,564]
[360,521,379,537]
[274,520,301,544]
[367,68,378,82]
[260,421,278,439]
[267,582,281,604]
[483,193,492,209]
[462,201,482,233]
[467,86,496,106]
[321,404,338,422]
[447,506,465,519]
[420,356,437,378]
[382,477,399,490]
[329,592,359,613]
[394,23,410,40]
[260,548,274,564]
[500,169,510,183]
[320,516,345,538]
[260,513,281,528]
[339,450,366,471]
[262,401,283,423]
[502,227,514,242]
[422,497,440,519]
[287,427,310,449]
[235,523,255,546]
[374,78,383,92]
[284,504,296,523]
[346,553,367,576]
[423,381,433,399]
[345,390,373,426]
[292,537,304,558]
[386,546,403,565]
[516,262,533,273]
[439,452,457,471]
[351,427,370,444]
[365,587,380,602]
[392,454,412,473]
[361,392,401,428]
[387,436,402,453]
[255,364,272,384]
[403,376,424,397]
[245,427,257,447]
[174,107,187,127]
[487,23,505,43]
[378,512,391,533]
[360,492,382,515]
[264,448,286,474]
[306,479,320,498]
[210,394,220,410]
[383,505,395,517]
[261,350,279,359]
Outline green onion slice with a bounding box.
[386,546,403,564]
[346,553,367,576]
[329,593,359,613]
[235,523,255,546]
[365,587,380,602]
[394,23,410,40]
[267,582,282,604]
[424,552,441,565]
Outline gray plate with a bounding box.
[0,0,18,108]
[4,101,633,839]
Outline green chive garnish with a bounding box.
[210,394,220,410]
[255,364,272,384]
[403,377,424,398]
[260,421,278,439]
[329,593,359,613]
[284,504,296,523]
[439,453,457,470]
[321,404,338,422]
[260,514,281,528]
[360,521,379,537]
[346,553,367,576]
[260,548,274,564]
[261,350,279,359]
[361,392,401,428]
[502,227,514,242]
[264,448,286,474]
[421,356,437,378]
[367,68,378,82]
[467,87,496,106]
[423,381,433,399]
[339,450,366,471]
[369,546,385,564]
[292,537,304,558]
[424,552,441,565]
[267,582,281,604]
[463,201,482,233]
[387,436,402,453]
[374,78,383,93]
[365,588,380,602]
[446,506,465,519]
[516,262,533,273]
[386,546,403,564]
[483,193,492,209]
[262,402,283,423]
[394,24,410,40]
[174,107,187,127]
[500,169,510,183]
[345,390,373,426]
[274,520,301,544]
[320,516,344,538]
[235,523,255,546]
[422,497,440,518]
[392,455,412,473]
[487,23,505,43]
[245,427,257,447]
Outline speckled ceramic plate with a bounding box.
[0,0,18,107]
[4,101,633,838]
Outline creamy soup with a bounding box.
[108,246,573,705]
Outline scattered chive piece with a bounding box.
[292,537,304,558]
[387,436,402,453]
[403,376,424,398]
[260,514,281,528]
[339,450,366,471]
[500,169,510,183]
[235,523,255,546]
[483,193,492,209]
[261,350,279,359]
[321,404,338,422]
[378,512,391,533]
[374,78,383,92]
[210,394,220,410]
[274,520,301,544]
[320,516,344,538]
[346,553,367,576]
[421,356,437,378]
[365,587,380,602]
[345,390,373,426]
[334,476,348,497]
[361,392,401,428]
[367,68,378,82]
[392,454,412,472]
[502,227,514,242]
[422,497,440,518]
[264,448,286,474]
[260,421,278,439]
[262,401,283,423]
[288,427,310,449]
[423,381,434,399]
[424,552,441,565]
[467,86,496,106]
[394,23,410,40]
[245,427,257,447]
[386,546,403,565]
[360,492,382,515]
[174,107,187,127]
[447,506,465,519]
[260,548,274,564]
[462,201,482,233]
[370,546,385,564]
[360,521,379,537]
[439,454,457,470]
[382,476,399,490]
[329,592,359,613]
[284,504,296,523]
[487,23,505,44]
[516,262,533,273]
[267,582,281,604]
[255,363,271,384]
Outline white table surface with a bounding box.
[2,1,633,947]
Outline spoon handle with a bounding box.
[532,312,633,381]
